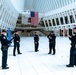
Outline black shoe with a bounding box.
[66,65,74,67]
[37,50,39,52]
[48,53,51,54]
[13,54,16,56]
[2,67,9,69]
[74,64,76,66]
[18,53,22,54]
[35,50,39,52]
[52,53,55,55]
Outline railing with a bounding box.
[15,26,45,30]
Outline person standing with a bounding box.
[47,31,56,55]
[34,32,39,52]
[1,30,12,69]
[66,27,76,67]
[13,30,22,56]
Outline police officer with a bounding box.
[66,27,76,67]
[47,31,56,55]
[34,32,39,52]
[1,30,11,69]
[13,30,22,56]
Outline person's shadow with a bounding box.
[27,51,35,52]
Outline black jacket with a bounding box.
[1,34,11,46]
[34,35,39,42]
[47,34,56,43]
[13,34,20,43]
[69,34,76,47]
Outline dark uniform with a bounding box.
[66,33,76,67]
[13,31,22,56]
[47,31,56,55]
[74,54,76,65]
[34,33,39,52]
[1,30,11,69]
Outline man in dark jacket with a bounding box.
[66,27,76,67]
[1,30,12,69]
[47,31,56,55]
[13,30,22,56]
[34,32,39,52]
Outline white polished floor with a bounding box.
[0,37,76,75]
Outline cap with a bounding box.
[35,32,37,33]
[2,30,7,32]
[50,31,53,33]
[14,30,18,33]
[74,27,76,29]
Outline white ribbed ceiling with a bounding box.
[24,0,76,13]
[11,0,25,13]
[11,0,76,13]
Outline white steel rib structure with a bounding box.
[0,0,76,36]
[0,0,76,75]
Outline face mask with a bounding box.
[4,33,7,36]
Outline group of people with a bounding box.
[34,31,56,55]
[0,30,22,69]
[34,27,76,68]
[0,27,76,69]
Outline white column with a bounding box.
[66,11,70,24]
[62,13,66,25]
[72,10,76,23]
[50,16,53,27]
[1,8,6,27]
[62,29,65,36]
[54,15,57,26]
[67,28,69,36]
[2,10,6,22]
[43,19,47,30]
[0,6,4,20]
[57,14,61,25]
[47,19,50,29]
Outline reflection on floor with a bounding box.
[0,37,76,75]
